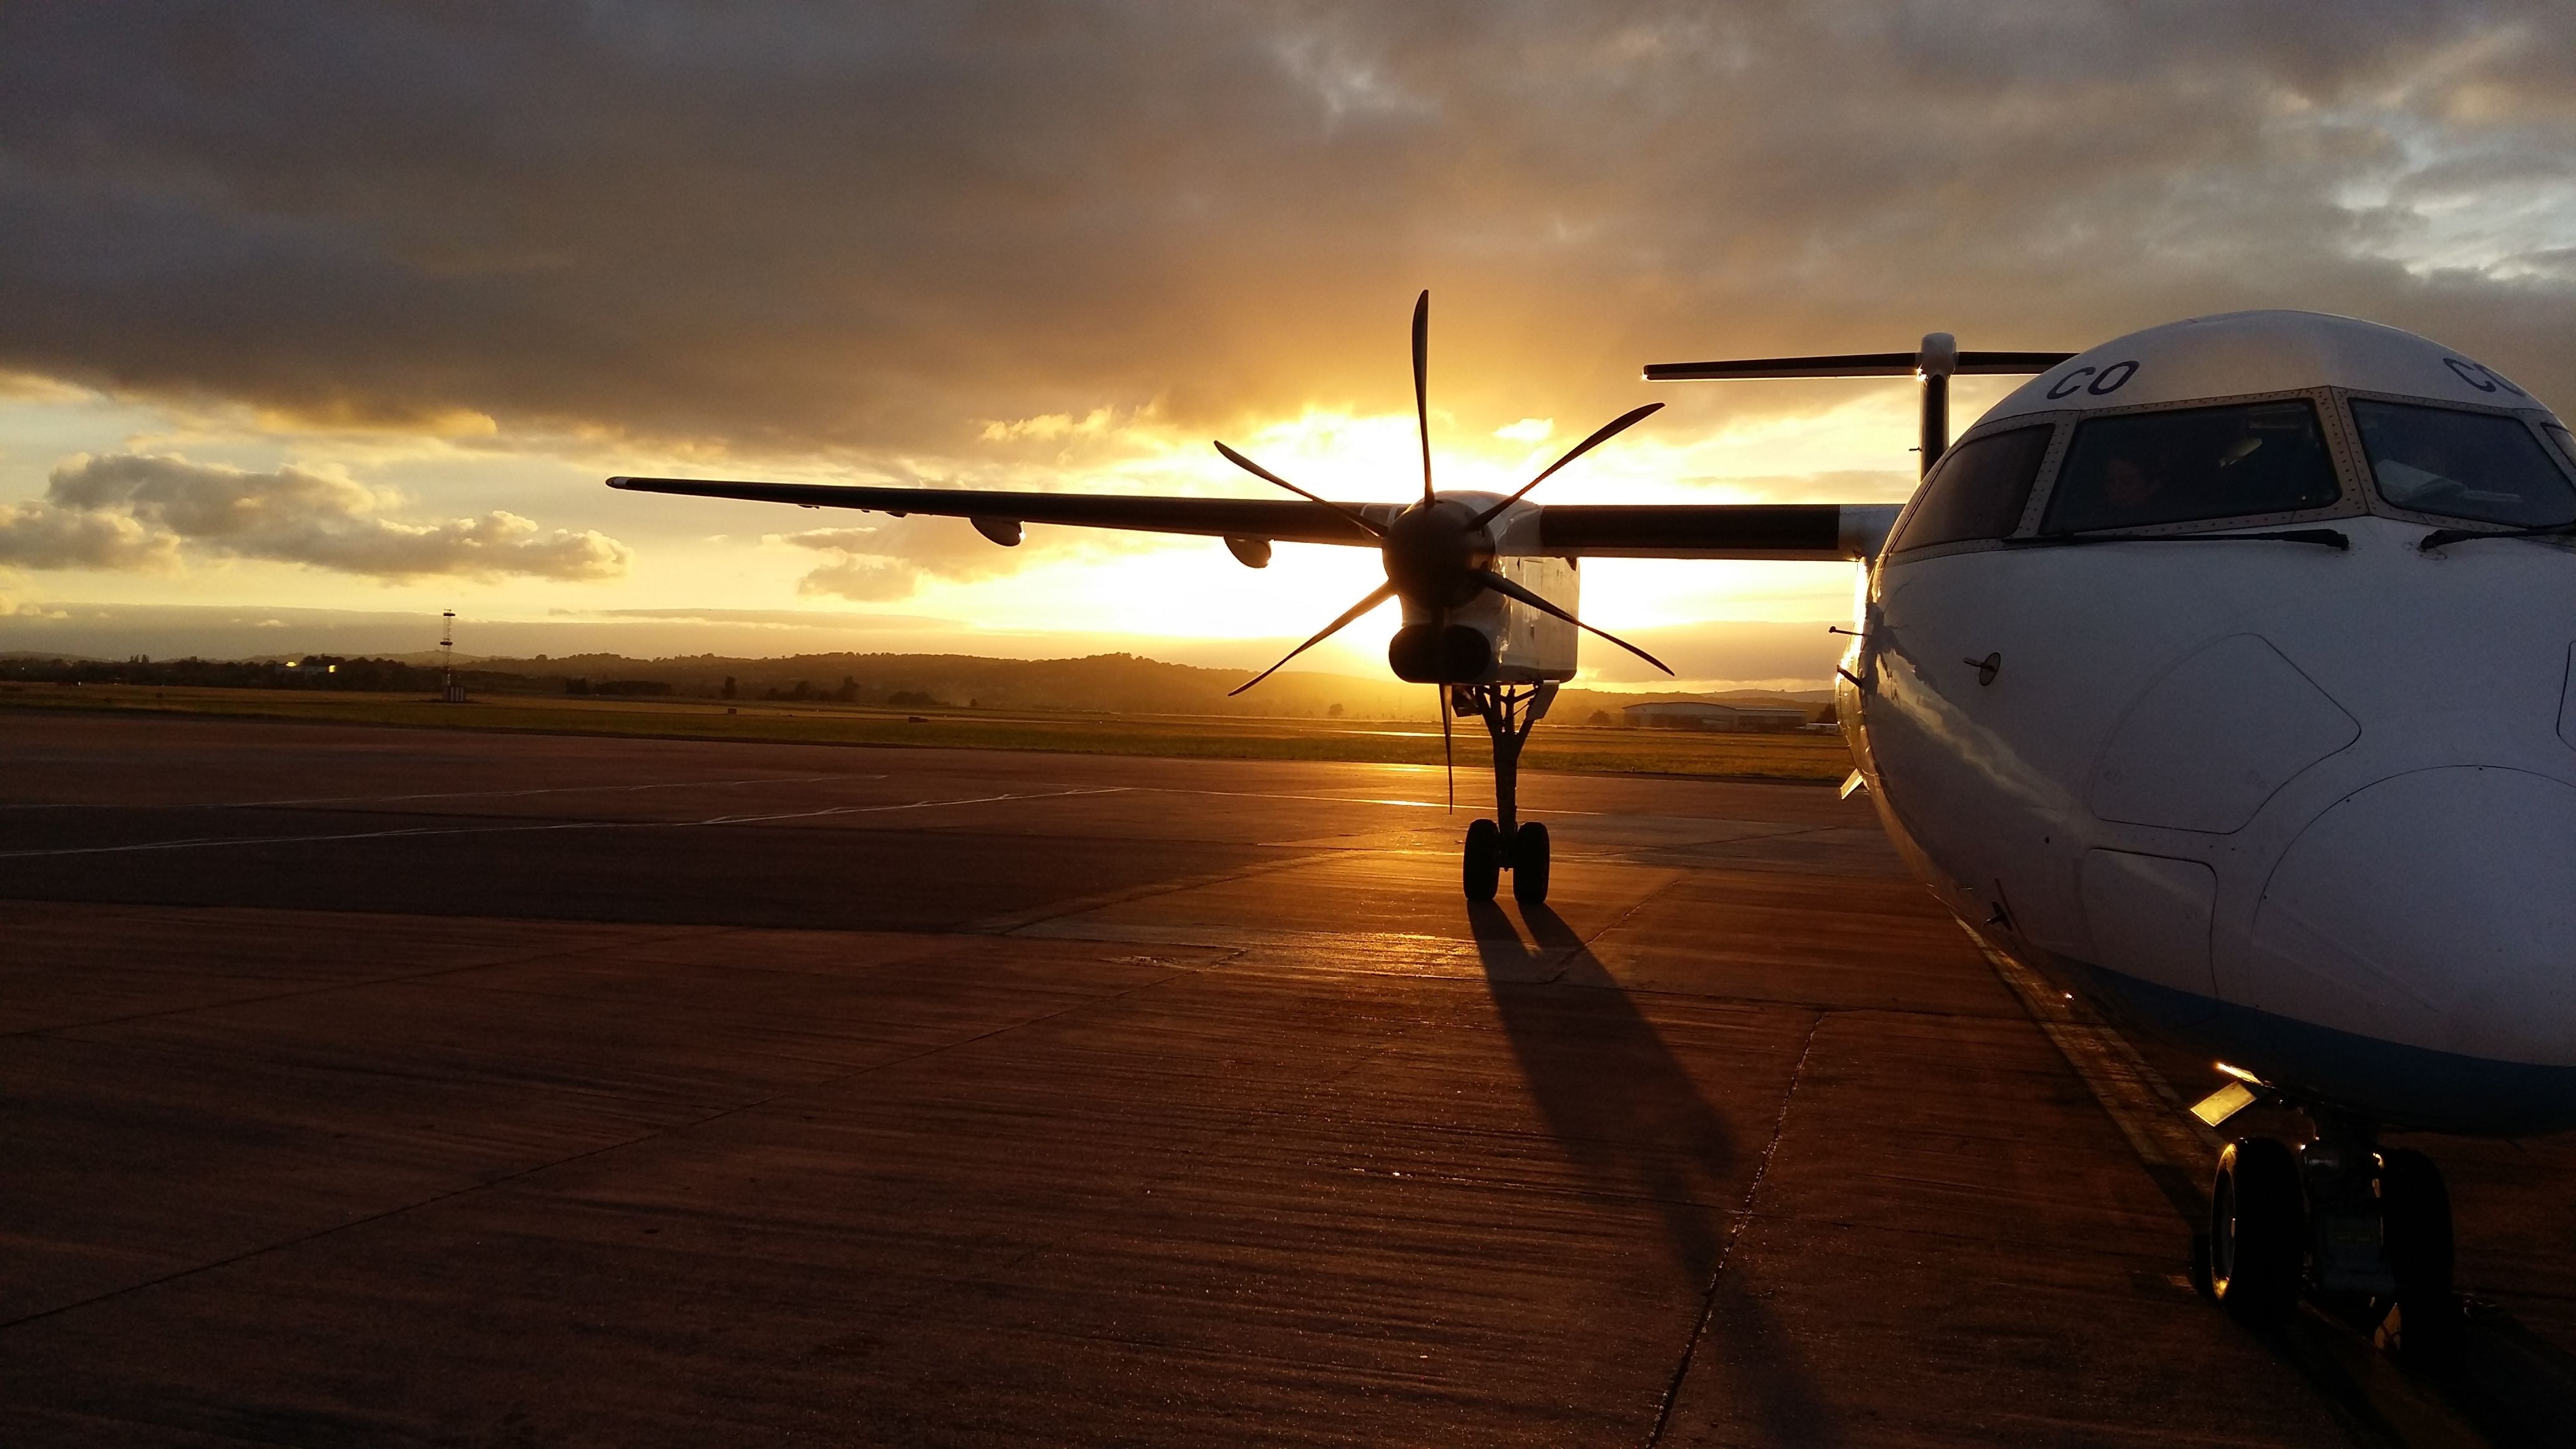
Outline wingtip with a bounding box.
[605,476,632,489]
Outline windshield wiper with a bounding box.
[2417,520,2576,552]
[2008,528,2349,551]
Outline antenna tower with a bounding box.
[440,611,464,703]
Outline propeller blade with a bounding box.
[1227,581,1399,696]
[1470,402,1664,529]
[1471,567,1674,676]
[1211,441,1387,538]
[1438,684,1454,811]
[1412,290,1432,504]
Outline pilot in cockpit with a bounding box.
[2097,454,2167,523]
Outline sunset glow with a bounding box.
[4,9,2572,686]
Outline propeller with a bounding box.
[1215,290,1674,697]
[1211,442,1384,539]
[1226,582,1397,696]
[1413,289,1433,504]
[1470,567,1671,675]
[1469,402,1663,529]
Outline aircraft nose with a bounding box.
[2248,766,2576,1069]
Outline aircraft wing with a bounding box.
[607,476,1392,545]
[607,478,1901,560]
[1536,504,1900,560]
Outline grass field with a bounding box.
[0,682,1855,783]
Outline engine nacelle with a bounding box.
[1388,623,1495,683]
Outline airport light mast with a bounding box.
[440,610,463,703]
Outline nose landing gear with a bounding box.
[2199,1109,2457,1360]
[1453,681,1556,905]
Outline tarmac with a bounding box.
[3,709,2572,1447]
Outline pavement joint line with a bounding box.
[1962,923,2495,1449]
[0,786,1127,860]
[0,772,887,813]
[1543,871,1686,983]
[0,957,1207,1339]
[1647,1012,1824,1448]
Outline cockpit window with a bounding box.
[2355,401,2576,527]
[2546,422,2576,467]
[1890,424,2053,552]
[2041,400,2340,535]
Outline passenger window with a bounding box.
[1890,425,2052,551]
[2042,400,2339,535]
[2353,401,2576,527]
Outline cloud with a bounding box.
[0,568,62,618]
[0,500,175,570]
[1,2,2572,467]
[0,454,630,581]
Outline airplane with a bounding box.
[610,296,2576,1353]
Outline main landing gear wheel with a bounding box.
[2210,1137,2305,1324]
[2380,1148,2458,1361]
[1463,818,1502,902]
[1447,681,1558,905]
[1510,821,1551,905]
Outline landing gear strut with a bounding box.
[1454,681,1556,905]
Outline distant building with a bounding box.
[1620,700,1810,733]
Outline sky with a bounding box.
[4,2,2574,686]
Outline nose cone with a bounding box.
[2249,767,2576,1073]
[1382,500,1491,608]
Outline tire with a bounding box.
[2210,1137,2305,1324]
[2381,1148,2458,1361]
[1510,822,1551,905]
[1463,818,1501,901]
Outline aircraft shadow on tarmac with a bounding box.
[1466,899,1840,1444]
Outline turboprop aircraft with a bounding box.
[610,297,2576,1349]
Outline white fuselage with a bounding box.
[1834,311,2576,1134]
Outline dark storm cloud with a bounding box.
[1,454,630,579]
[2,2,2573,457]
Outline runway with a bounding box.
[3,710,2570,1447]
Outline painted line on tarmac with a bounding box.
[0,787,1127,860]
[0,772,888,812]
[1131,784,1606,816]
[966,851,1342,935]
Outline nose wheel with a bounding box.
[2208,1137,2304,1323]
[1451,683,1558,905]
[2378,1146,2457,1360]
